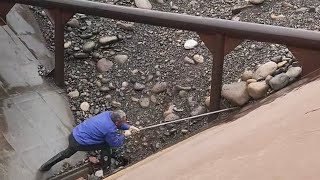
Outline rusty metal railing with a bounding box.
[1,0,320,116]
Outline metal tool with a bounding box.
[139,107,238,131]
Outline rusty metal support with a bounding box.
[52,9,65,87]
[0,2,14,25]
[199,33,226,119]
[288,46,320,76]
[48,9,73,87]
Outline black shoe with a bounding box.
[39,152,65,172]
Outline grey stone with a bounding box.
[68,90,79,98]
[253,61,278,80]
[269,73,290,91]
[249,0,264,5]
[114,54,128,64]
[184,56,195,64]
[179,90,188,97]
[150,95,157,103]
[99,86,110,92]
[271,56,282,63]
[184,39,198,50]
[151,82,168,93]
[83,41,96,52]
[111,101,121,107]
[247,81,269,100]
[286,67,302,82]
[116,22,134,31]
[74,52,89,59]
[139,97,150,108]
[67,18,80,28]
[277,61,287,68]
[99,36,118,45]
[265,75,273,85]
[181,129,188,134]
[193,54,204,63]
[190,106,207,116]
[97,58,113,73]
[164,113,179,122]
[155,0,164,4]
[176,85,192,91]
[205,96,210,107]
[246,79,257,84]
[133,82,146,90]
[222,82,250,106]
[241,70,253,81]
[135,0,152,9]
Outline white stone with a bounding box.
[135,0,152,9]
[95,170,103,177]
[193,54,204,63]
[241,70,253,81]
[114,54,128,64]
[164,113,179,122]
[80,102,90,111]
[249,0,264,5]
[184,39,198,50]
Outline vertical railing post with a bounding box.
[0,2,15,25]
[199,33,243,120]
[209,34,225,118]
[53,9,65,87]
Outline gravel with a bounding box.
[30,0,318,176]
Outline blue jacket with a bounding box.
[72,111,130,147]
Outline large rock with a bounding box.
[247,81,269,99]
[97,58,113,73]
[269,73,290,90]
[286,67,302,82]
[253,61,278,80]
[221,82,250,106]
[83,41,95,52]
[151,82,168,93]
[135,0,152,9]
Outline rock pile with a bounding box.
[221,56,302,106]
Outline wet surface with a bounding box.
[6,4,54,72]
[106,76,320,180]
[0,14,84,180]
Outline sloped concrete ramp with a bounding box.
[106,77,320,180]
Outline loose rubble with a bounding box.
[31,0,311,177]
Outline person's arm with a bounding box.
[105,130,125,147]
[118,123,130,130]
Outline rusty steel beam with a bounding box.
[0,2,15,25]
[288,47,320,76]
[4,0,320,51]
[52,8,65,87]
[199,33,226,116]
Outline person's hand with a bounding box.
[124,130,132,137]
[129,126,140,133]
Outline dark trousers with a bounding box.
[61,133,111,158]
[40,133,111,171]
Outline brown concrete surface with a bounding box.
[0,15,84,180]
[106,78,320,180]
